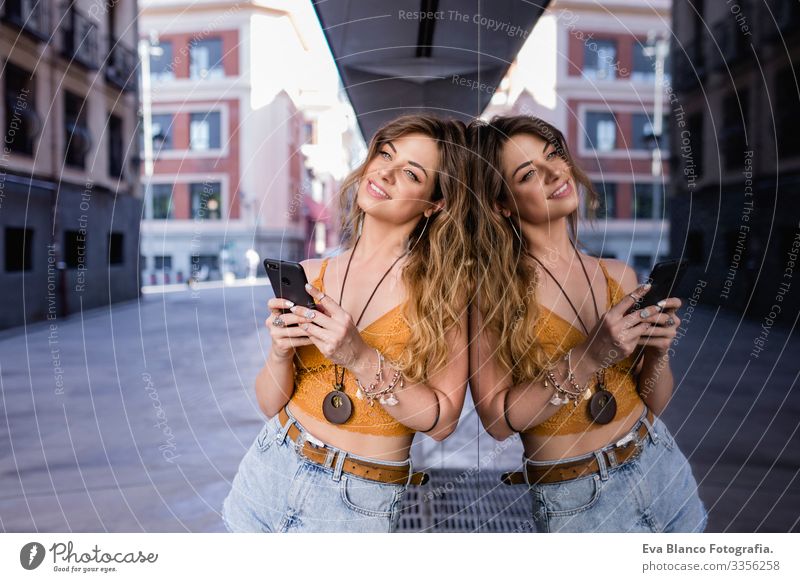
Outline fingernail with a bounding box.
[286,300,295,307]
[657,299,666,307]
[640,309,650,319]
[305,309,316,319]
[643,283,652,289]
[304,283,313,290]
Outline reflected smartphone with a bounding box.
[263,259,317,316]
[626,259,689,315]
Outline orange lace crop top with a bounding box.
[523,259,644,436]
[290,258,416,436]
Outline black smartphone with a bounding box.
[263,259,317,313]
[626,259,688,315]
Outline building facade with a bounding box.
[138,0,360,284]
[0,0,141,329]
[485,0,673,276]
[669,0,800,319]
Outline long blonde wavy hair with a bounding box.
[336,115,471,383]
[468,115,600,384]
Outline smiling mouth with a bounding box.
[548,181,571,199]
[367,179,391,200]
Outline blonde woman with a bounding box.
[468,115,706,532]
[222,115,470,532]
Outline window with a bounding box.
[5,227,32,272]
[720,90,749,170]
[632,42,656,82]
[631,113,669,151]
[591,182,617,219]
[154,255,172,270]
[631,42,671,84]
[4,62,39,156]
[583,39,617,80]
[150,40,174,81]
[151,113,174,150]
[190,38,224,80]
[584,112,617,151]
[189,111,221,150]
[64,230,86,269]
[190,254,219,280]
[149,183,174,219]
[190,182,222,220]
[634,183,655,219]
[64,90,91,169]
[108,232,124,265]
[108,113,124,178]
[631,113,655,150]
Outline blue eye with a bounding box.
[521,169,535,182]
[379,150,391,160]
[405,169,420,182]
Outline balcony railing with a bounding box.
[106,36,139,92]
[61,3,99,70]
[1,0,50,41]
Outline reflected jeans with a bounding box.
[526,412,708,533]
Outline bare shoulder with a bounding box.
[299,257,327,284]
[599,257,639,293]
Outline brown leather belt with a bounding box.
[502,409,655,486]
[278,408,429,486]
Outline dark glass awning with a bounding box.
[312,0,550,139]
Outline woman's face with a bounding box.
[357,132,443,224]
[498,132,578,224]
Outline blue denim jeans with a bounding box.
[221,407,409,532]
[526,412,708,532]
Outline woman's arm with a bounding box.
[254,351,295,418]
[254,260,321,417]
[468,304,602,441]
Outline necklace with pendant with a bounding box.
[527,245,617,425]
[321,235,407,424]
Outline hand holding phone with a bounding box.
[263,259,317,313]
[625,259,688,316]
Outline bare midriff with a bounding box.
[286,402,415,462]
[520,400,646,461]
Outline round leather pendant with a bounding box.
[322,390,352,424]
[589,390,617,424]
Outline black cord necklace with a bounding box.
[322,235,408,424]
[527,244,616,424]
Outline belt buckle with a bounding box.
[294,431,325,456]
[614,429,637,448]
[304,431,325,448]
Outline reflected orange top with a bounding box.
[290,258,416,436]
[524,260,644,436]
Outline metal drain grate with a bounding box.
[396,469,537,532]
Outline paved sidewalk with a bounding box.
[0,284,797,532]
